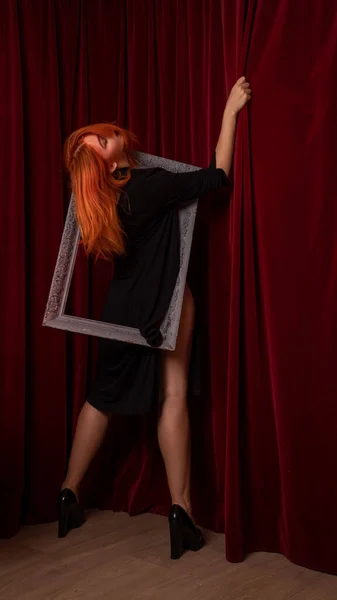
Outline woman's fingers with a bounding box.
[240,80,252,97]
[226,76,252,115]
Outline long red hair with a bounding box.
[64,123,137,259]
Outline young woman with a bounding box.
[58,76,251,559]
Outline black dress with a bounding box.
[87,159,230,415]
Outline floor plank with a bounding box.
[0,511,335,600]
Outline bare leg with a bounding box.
[158,285,195,515]
[62,401,111,500]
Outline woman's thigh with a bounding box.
[160,285,195,408]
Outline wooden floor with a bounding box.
[0,511,335,600]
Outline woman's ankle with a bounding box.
[172,498,192,516]
[61,480,80,501]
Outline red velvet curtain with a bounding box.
[2,0,337,574]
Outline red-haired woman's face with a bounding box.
[83,132,124,168]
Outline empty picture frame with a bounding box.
[43,152,200,351]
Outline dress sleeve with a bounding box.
[140,163,230,212]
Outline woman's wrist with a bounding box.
[223,104,238,121]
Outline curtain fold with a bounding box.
[1,0,337,574]
[0,0,26,538]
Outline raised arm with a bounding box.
[133,77,251,215]
[215,76,252,176]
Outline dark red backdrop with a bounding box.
[1,0,337,574]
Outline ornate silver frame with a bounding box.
[43,153,199,351]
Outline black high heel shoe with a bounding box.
[168,504,205,560]
[57,488,85,538]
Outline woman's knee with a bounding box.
[160,390,188,416]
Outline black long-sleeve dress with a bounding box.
[87,158,230,415]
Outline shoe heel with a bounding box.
[57,488,85,539]
[58,506,70,538]
[169,518,184,560]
